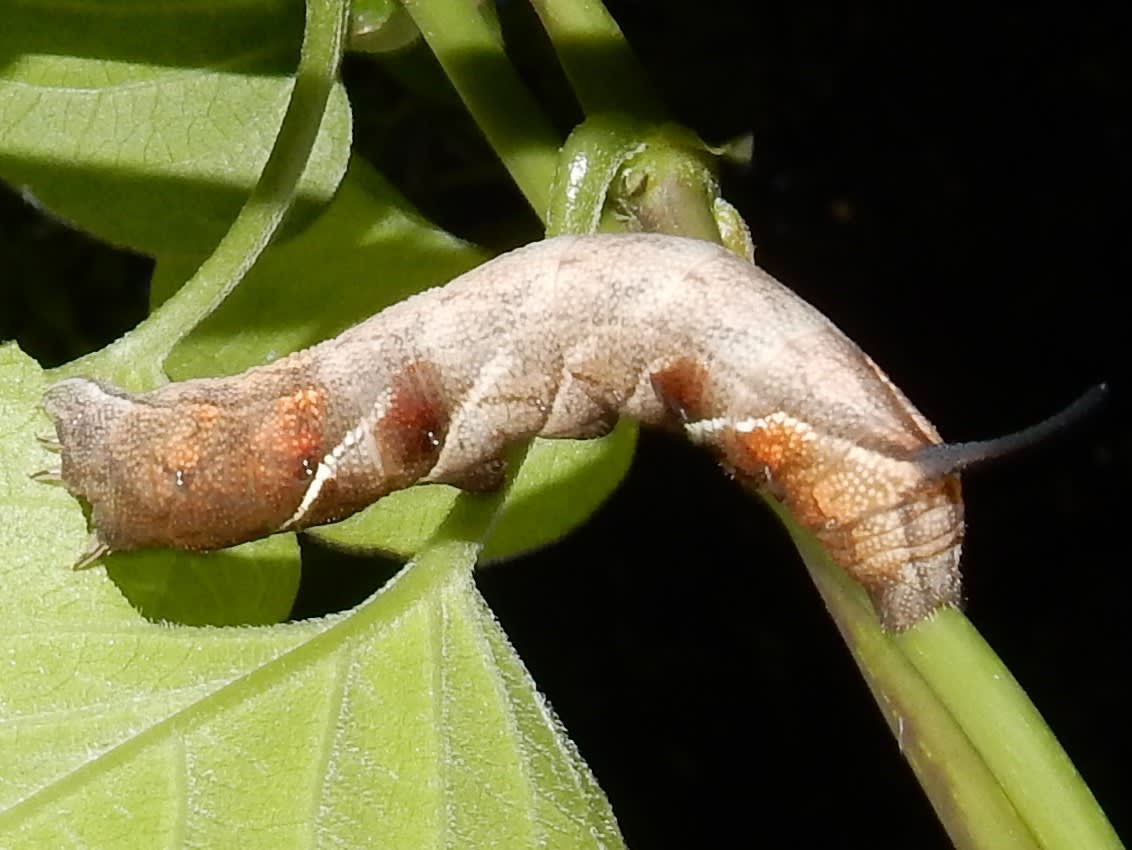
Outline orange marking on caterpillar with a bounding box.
[39,234,1097,628]
[258,386,328,475]
[154,403,223,478]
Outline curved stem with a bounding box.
[49,0,350,391]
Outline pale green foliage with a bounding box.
[0,0,632,845]
[0,345,624,848]
[0,0,350,253]
[3,0,1120,847]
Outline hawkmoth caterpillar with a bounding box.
[43,232,1080,630]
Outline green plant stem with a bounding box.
[529,0,665,120]
[769,499,1121,850]
[547,114,649,235]
[47,0,350,391]
[897,618,1123,850]
[398,0,562,221]
[613,126,724,243]
[548,114,729,246]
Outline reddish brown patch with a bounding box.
[260,386,328,479]
[204,384,330,536]
[374,361,449,479]
[717,415,830,530]
[718,413,966,624]
[649,358,712,423]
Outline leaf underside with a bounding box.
[0,344,625,848]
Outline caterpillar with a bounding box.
[41,233,1087,630]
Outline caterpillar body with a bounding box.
[43,233,966,630]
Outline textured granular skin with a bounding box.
[42,233,964,629]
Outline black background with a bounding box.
[2,3,1128,847]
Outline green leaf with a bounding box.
[26,0,353,625]
[313,421,638,562]
[154,156,487,380]
[0,0,351,254]
[0,343,625,849]
[102,538,301,627]
[480,421,636,562]
[38,0,353,397]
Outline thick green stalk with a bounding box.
[771,500,1121,850]
[897,618,1122,850]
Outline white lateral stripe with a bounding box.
[684,416,766,443]
[282,400,390,530]
[282,457,337,529]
